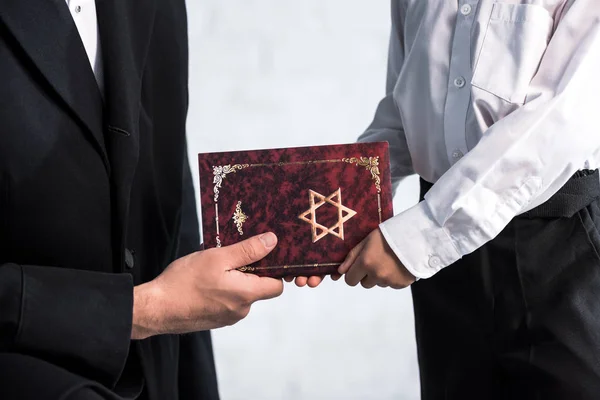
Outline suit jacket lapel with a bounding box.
[96,0,156,143]
[0,0,108,171]
[95,0,157,267]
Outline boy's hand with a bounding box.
[339,228,415,289]
[284,228,415,289]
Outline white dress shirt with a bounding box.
[65,0,104,93]
[360,1,600,279]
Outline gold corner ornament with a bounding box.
[212,164,249,202]
[232,201,248,235]
[212,164,249,247]
[298,188,357,243]
[342,156,381,193]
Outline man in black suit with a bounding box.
[0,1,284,399]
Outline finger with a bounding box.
[242,274,285,301]
[307,276,325,288]
[338,239,367,275]
[255,278,284,300]
[330,273,342,281]
[295,276,308,287]
[284,276,294,283]
[224,232,278,267]
[344,257,367,287]
[390,283,408,290]
[360,275,377,289]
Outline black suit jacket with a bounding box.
[0,0,219,398]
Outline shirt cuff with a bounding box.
[379,201,462,279]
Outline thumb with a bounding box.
[338,238,366,274]
[224,232,278,267]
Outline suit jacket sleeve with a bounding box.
[0,263,133,389]
[176,150,220,400]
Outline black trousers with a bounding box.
[412,170,600,399]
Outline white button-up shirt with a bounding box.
[360,1,600,279]
[65,0,103,93]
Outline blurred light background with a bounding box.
[186,1,421,399]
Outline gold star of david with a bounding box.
[298,188,357,243]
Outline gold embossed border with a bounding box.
[238,263,341,273]
[211,156,383,252]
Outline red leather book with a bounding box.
[198,142,394,278]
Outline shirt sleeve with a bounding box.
[380,2,600,279]
[357,0,414,194]
[0,263,134,388]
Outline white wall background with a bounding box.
[185,1,421,399]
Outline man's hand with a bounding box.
[131,233,283,339]
[339,228,416,289]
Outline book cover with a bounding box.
[198,142,393,278]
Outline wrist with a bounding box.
[132,282,164,340]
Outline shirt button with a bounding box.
[460,4,472,16]
[125,248,135,269]
[428,255,442,268]
[452,150,464,160]
[454,76,466,88]
[74,5,82,13]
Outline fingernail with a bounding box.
[260,232,277,248]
